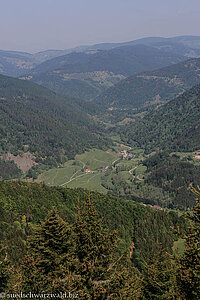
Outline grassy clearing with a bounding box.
[38,149,116,187]
[76,149,116,170]
[135,165,147,176]
[37,160,83,186]
[67,172,107,194]
[173,238,185,256]
[37,146,148,194]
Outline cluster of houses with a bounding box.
[120,150,134,160]
[143,203,162,210]
[85,168,95,174]
[85,166,108,173]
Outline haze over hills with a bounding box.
[26,44,186,100]
[94,57,200,109]
[0,47,89,77]
[1,35,200,77]
[87,36,200,55]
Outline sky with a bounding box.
[0,0,200,53]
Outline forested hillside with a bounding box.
[142,153,199,209]
[119,84,200,153]
[27,45,185,100]
[1,181,199,298]
[95,58,200,109]
[2,35,200,78]
[0,50,35,77]
[0,75,108,175]
[0,181,184,264]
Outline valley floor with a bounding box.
[37,145,145,193]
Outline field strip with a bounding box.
[112,158,121,165]
[87,173,99,183]
[52,170,59,185]
[67,160,86,181]
[60,171,97,186]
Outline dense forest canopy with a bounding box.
[119,84,200,153]
[0,74,108,172]
[94,57,200,109]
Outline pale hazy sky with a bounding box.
[1,0,200,53]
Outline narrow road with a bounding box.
[60,160,86,186]
[60,171,97,186]
[136,175,144,181]
[129,166,137,175]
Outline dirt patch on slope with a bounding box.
[1,152,38,172]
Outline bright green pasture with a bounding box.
[67,172,107,194]
[135,165,147,176]
[38,149,116,187]
[76,149,116,170]
[38,161,82,186]
[173,238,185,256]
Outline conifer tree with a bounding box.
[142,246,175,299]
[20,207,75,292]
[13,195,144,298]
[107,252,143,299]
[73,195,143,299]
[73,195,118,298]
[175,185,200,299]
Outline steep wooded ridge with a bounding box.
[142,153,199,210]
[0,74,108,172]
[0,181,184,264]
[120,84,200,153]
[26,44,185,100]
[94,58,200,109]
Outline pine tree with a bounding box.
[13,196,144,298]
[73,195,118,298]
[20,207,75,292]
[175,185,200,299]
[73,195,143,299]
[142,246,175,299]
[108,252,143,300]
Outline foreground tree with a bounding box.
[175,185,200,299]
[9,196,143,298]
[73,195,143,299]
[142,246,175,299]
[20,207,75,292]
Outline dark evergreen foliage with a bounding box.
[142,247,175,299]
[143,154,199,209]
[0,159,22,180]
[175,186,200,299]
[0,74,109,172]
[0,181,183,267]
[120,84,200,153]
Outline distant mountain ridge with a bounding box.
[25,44,185,100]
[94,57,200,109]
[1,35,200,78]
